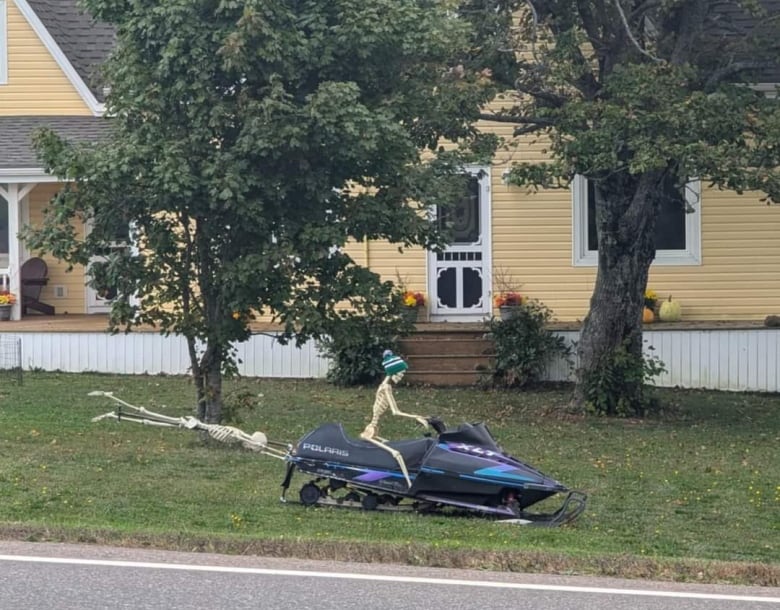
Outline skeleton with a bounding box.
[359,353,431,487]
[359,371,427,486]
[88,391,289,460]
[90,351,433,487]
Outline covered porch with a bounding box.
[0,115,113,320]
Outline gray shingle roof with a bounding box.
[0,116,112,169]
[26,0,115,100]
[706,1,780,82]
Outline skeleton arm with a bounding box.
[360,377,429,438]
[89,391,289,459]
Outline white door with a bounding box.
[427,168,491,322]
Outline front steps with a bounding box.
[398,324,493,386]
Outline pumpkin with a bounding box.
[658,296,682,322]
[643,307,655,323]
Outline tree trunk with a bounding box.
[570,171,661,416]
[189,336,224,424]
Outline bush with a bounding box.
[581,341,667,417]
[485,299,570,388]
[318,304,413,387]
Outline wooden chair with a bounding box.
[21,257,55,316]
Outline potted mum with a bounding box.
[401,290,425,323]
[494,291,523,320]
[0,291,16,320]
[643,289,658,323]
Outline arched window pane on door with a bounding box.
[438,176,480,244]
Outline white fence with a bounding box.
[10,331,329,378]
[547,327,780,393]
[3,326,780,392]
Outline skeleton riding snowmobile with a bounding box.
[90,351,586,526]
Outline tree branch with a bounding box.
[704,60,778,91]
[670,0,707,65]
[613,0,661,63]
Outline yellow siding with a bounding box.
[21,111,780,323]
[26,183,87,313]
[0,2,92,115]
[364,110,780,322]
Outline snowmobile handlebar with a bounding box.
[425,416,447,435]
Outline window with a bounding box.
[572,174,701,266]
[437,174,481,244]
[0,1,6,85]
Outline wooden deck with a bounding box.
[0,315,286,334]
[0,314,770,334]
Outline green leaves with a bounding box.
[29,0,494,421]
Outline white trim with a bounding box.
[0,168,66,182]
[0,1,8,85]
[572,175,701,267]
[13,0,105,116]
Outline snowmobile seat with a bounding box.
[295,423,435,472]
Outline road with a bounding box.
[0,541,777,610]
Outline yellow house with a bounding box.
[0,0,113,319]
[4,0,780,324]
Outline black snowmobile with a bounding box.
[282,418,586,526]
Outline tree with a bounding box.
[27,0,494,423]
[464,0,780,415]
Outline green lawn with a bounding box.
[0,372,777,584]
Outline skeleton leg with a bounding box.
[361,436,412,488]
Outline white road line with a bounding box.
[0,554,777,603]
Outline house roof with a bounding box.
[707,0,780,83]
[25,0,115,101]
[0,116,112,170]
[0,2,115,174]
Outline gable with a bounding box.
[0,0,102,115]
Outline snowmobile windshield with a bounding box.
[438,422,501,451]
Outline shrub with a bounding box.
[581,341,667,417]
[318,302,412,387]
[485,299,570,388]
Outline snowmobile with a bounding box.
[281,418,586,526]
[89,393,586,527]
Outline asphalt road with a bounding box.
[0,541,777,610]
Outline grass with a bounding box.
[0,372,778,585]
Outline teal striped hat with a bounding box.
[382,350,408,376]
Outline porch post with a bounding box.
[5,183,21,319]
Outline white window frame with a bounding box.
[572,175,701,267]
[0,1,7,85]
